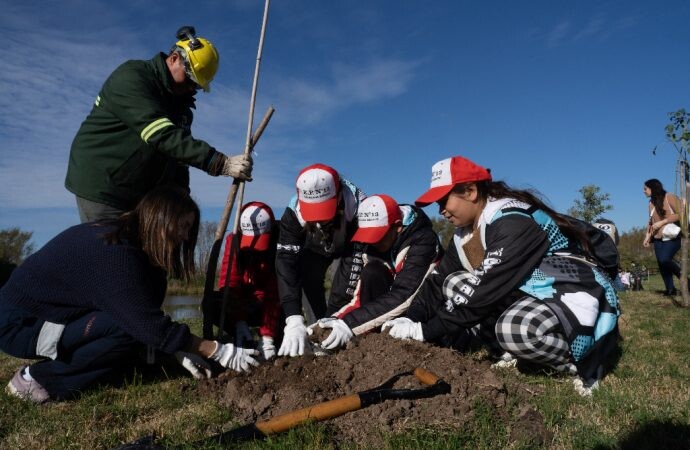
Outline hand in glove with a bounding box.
[222,154,253,180]
[211,342,259,372]
[234,321,254,348]
[259,336,276,360]
[381,317,424,341]
[311,317,354,350]
[277,315,311,357]
[175,351,213,379]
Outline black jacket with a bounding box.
[276,179,366,317]
[334,205,442,334]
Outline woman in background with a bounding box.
[642,179,683,296]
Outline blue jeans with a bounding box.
[0,303,139,399]
[652,238,681,292]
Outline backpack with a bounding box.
[566,216,620,279]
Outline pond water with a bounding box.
[163,295,201,321]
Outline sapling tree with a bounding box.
[664,108,690,307]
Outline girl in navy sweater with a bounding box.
[0,186,258,403]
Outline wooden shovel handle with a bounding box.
[254,394,362,435]
[413,367,442,385]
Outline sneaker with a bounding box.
[6,366,50,404]
[572,377,599,397]
[490,352,518,369]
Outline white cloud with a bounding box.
[543,13,638,48]
[546,21,571,48]
[573,14,606,41]
[0,2,420,211]
[268,58,420,125]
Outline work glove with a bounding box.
[210,342,259,372]
[310,317,354,350]
[234,321,254,348]
[222,154,253,180]
[174,351,213,379]
[259,336,276,360]
[277,315,312,357]
[381,317,424,342]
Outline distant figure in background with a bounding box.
[0,187,258,404]
[275,164,366,357]
[642,179,684,296]
[619,270,631,291]
[309,194,442,351]
[65,26,252,223]
[629,263,645,291]
[213,202,282,361]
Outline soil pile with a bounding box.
[198,333,551,446]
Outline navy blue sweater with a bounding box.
[0,223,191,354]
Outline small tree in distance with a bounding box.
[567,185,613,223]
[430,216,455,248]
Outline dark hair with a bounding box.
[453,180,592,253]
[644,178,667,219]
[104,186,200,280]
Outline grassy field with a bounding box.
[1,276,689,449]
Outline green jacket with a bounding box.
[65,53,220,210]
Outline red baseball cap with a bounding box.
[296,163,341,222]
[351,194,402,244]
[415,156,492,206]
[239,202,274,251]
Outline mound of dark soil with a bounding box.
[198,333,551,446]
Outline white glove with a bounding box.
[311,317,354,350]
[259,336,276,360]
[277,315,311,357]
[174,351,213,379]
[210,342,259,372]
[234,321,254,348]
[381,317,424,341]
[222,154,253,180]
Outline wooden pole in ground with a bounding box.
[680,159,690,307]
[202,0,273,339]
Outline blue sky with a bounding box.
[2,0,690,250]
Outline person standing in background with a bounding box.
[642,179,684,296]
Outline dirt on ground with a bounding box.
[197,333,551,447]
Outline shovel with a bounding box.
[116,367,450,449]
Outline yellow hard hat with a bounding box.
[174,26,219,92]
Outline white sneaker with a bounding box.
[6,366,50,404]
[573,377,599,397]
[490,352,518,369]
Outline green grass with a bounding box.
[1,277,689,449]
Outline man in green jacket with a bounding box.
[65,26,252,222]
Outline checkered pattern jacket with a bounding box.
[407,198,620,379]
